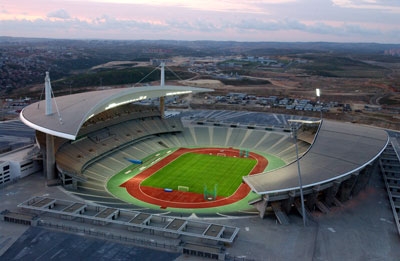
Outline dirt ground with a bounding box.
[7,56,400,130]
[182,75,400,130]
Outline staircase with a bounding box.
[379,141,400,237]
[271,202,290,225]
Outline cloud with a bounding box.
[331,0,400,13]
[47,9,70,19]
[91,0,296,14]
[1,0,399,43]
[1,15,397,42]
[0,19,397,42]
[228,17,389,39]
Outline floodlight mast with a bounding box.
[316,88,322,120]
[288,119,318,227]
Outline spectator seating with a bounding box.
[57,110,313,210]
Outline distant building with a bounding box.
[364,105,382,111]
[0,146,41,187]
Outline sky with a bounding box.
[1,0,400,43]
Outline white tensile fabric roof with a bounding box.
[20,85,212,140]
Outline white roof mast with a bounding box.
[45,72,53,116]
[160,62,165,87]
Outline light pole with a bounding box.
[288,120,307,227]
[316,88,322,120]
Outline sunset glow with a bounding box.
[0,0,399,42]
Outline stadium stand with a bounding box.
[44,107,390,225]
[227,128,247,147]
[211,127,228,147]
[193,126,211,146]
[56,109,310,213]
[239,129,265,149]
[56,113,184,175]
[45,108,325,220]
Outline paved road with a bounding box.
[0,119,35,150]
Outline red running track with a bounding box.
[120,148,268,209]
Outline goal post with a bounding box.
[178,186,189,192]
[204,184,218,201]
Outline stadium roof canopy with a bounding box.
[20,85,212,140]
[243,120,388,194]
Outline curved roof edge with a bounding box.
[20,111,76,140]
[243,120,389,194]
[20,85,213,140]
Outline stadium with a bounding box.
[18,69,389,218]
[2,66,399,259]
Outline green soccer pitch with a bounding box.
[140,153,257,197]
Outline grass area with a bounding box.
[140,153,257,197]
[295,55,389,78]
[106,148,286,213]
